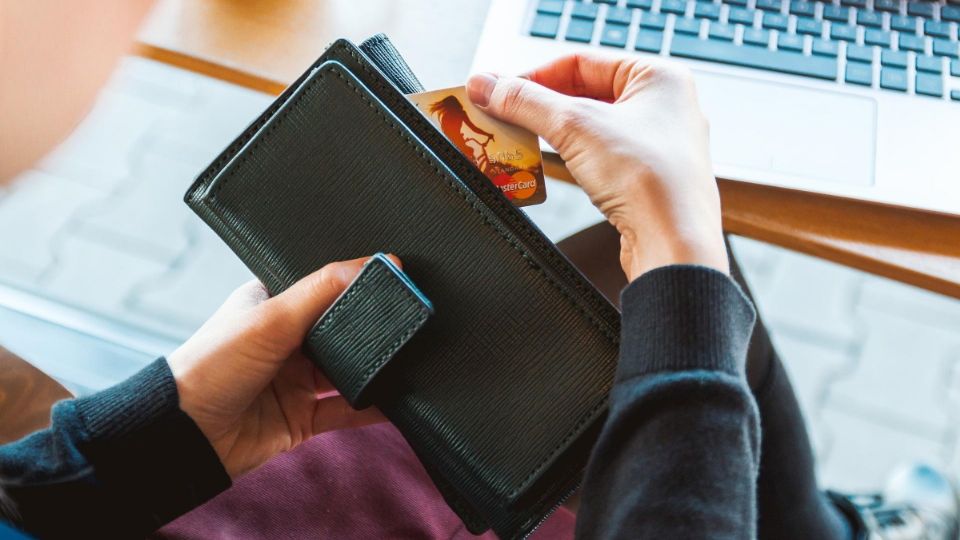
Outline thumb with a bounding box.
[264,255,401,340]
[466,73,577,151]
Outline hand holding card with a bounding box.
[408,86,547,206]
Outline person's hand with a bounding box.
[167,256,391,478]
[467,54,728,281]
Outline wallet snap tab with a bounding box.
[304,253,432,409]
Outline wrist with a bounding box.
[618,222,729,281]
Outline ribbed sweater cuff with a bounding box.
[68,358,230,529]
[617,265,757,383]
[74,358,181,437]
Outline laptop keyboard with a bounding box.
[529,0,960,99]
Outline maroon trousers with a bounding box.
[155,422,574,539]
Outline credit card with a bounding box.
[408,86,546,207]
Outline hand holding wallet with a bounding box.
[185,36,621,539]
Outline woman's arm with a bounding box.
[577,266,759,538]
[0,257,386,538]
[469,54,759,538]
[0,359,230,539]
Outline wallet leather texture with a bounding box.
[305,253,432,409]
[185,38,621,539]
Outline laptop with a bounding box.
[470,0,960,216]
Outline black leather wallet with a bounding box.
[185,37,621,539]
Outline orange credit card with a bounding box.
[408,86,547,207]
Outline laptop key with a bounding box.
[916,54,943,73]
[847,44,874,63]
[841,0,867,7]
[606,7,634,24]
[924,20,952,39]
[874,0,899,12]
[723,0,749,6]
[728,7,756,25]
[952,90,960,101]
[756,0,783,11]
[881,49,909,68]
[907,2,935,19]
[640,11,667,29]
[898,33,926,52]
[823,5,851,22]
[790,0,817,17]
[762,12,789,30]
[695,2,722,19]
[830,23,858,41]
[778,32,804,51]
[845,62,873,85]
[530,14,562,38]
[952,58,960,76]
[880,68,908,91]
[942,5,960,22]
[812,38,840,56]
[891,16,919,33]
[915,73,943,96]
[571,2,600,19]
[864,29,891,47]
[709,21,737,40]
[627,0,654,9]
[675,17,703,34]
[566,18,596,42]
[856,11,883,28]
[742,27,772,46]
[635,29,664,52]
[537,0,564,15]
[797,18,823,35]
[660,0,688,15]
[670,34,838,79]
[600,23,630,46]
[933,39,960,58]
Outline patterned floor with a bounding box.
[4,57,960,493]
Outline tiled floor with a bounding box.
[5,57,960,494]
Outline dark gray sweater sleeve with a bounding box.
[0,358,231,539]
[576,265,761,539]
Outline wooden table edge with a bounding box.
[133,41,960,301]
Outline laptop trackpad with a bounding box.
[695,71,876,186]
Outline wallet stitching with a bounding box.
[200,59,609,502]
[321,69,612,499]
[311,262,429,403]
[182,47,492,527]
[335,66,617,344]
[337,44,620,339]
[185,42,617,342]
[311,265,379,333]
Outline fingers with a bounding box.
[221,279,271,311]
[312,396,387,434]
[471,53,647,105]
[467,72,581,151]
[521,53,639,101]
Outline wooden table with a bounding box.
[0,348,71,444]
[136,0,960,299]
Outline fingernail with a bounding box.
[326,261,362,288]
[467,72,498,107]
[385,253,403,270]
